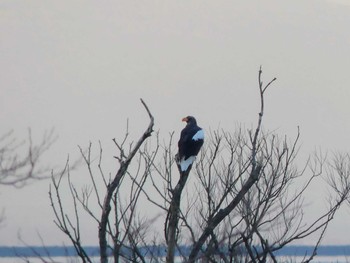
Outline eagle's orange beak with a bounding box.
[182,117,188,122]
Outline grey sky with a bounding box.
[1,0,350,246]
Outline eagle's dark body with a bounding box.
[177,116,204,172]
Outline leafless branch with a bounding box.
[99,98,154,263]
[0,128,57,187]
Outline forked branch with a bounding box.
[187,68,276,263]
[99,99,154,263]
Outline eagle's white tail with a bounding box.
[180,156,196,172]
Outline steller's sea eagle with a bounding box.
[177,116,204,172]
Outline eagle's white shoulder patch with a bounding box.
[192,129,204,141]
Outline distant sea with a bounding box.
[1,246,350,262]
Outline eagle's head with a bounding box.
[182,116,197,125]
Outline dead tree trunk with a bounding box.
[99,99,154,263]
[165,159,192,263]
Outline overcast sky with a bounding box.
[1,0,350,246]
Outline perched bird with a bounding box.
[177,116,204,172]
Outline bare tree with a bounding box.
[150,68,350,262]
[49,68,350,263]
[0,128,57,187]
[182,130,349,263]
[50,99,155,263]
[155,67,274,263]
[327,153,350,205]
[185,67,272,263]
[0,128,56,227]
